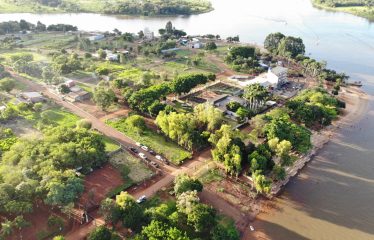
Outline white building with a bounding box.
[188,38,203,49]
[144,28,154,40]
[228,66,288,89]
[88,34,105,41]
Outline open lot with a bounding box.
[78,163,125,207]
[110,151,153,183]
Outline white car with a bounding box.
[136,195,147,203]
[141,145,149,151]
[138,153,147,159]
[136,142,142,147]
[155,155,163,161]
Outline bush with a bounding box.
[76,119,92,129]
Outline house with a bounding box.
[65,90,90,102]
[188,38,203,49]
[64,79,76,88]
[104,50,119,61]
[144,28,154,40]
[88,34,105,41]
[228,67,288,89]
[19,92,45,103]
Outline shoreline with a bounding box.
[311,0,374,22]
[270,85,370,196]
[244,85,370,239]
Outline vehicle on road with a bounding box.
[150,161,159,168]
[136,142,142,147]
[141,145,149,151]
[149,150,156,155]
[155,155,163,161]
[129,147,138,153]
[136,195,147,203]
[138,153,147,159]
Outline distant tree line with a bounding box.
[0,19,77,35]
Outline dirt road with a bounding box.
[12,71,254,239]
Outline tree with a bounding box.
[264,32,285,53]
[252,170,272,194]
[209,125,245,175]
[36,21,46,31]
[115,192,144,231]
[166,21,173,34]
[243,83,268,103]
[272,164,286,181]
[211,223,240,240]
[176,190,200,215]
[187,203,216,233]
[205,41,217,50]
[0,219,13,237]
[140,220,190,240]
[88,226,112,240]
[76,119,92,130]
[98,49,107,59]
[0,78,16,92]
[99,198,123,225]
[174,173,203,195]
[125,115,147,134]
[277,36,305,59]
[93,84,116,111]
[13,216,30,231]
[58,84,70,94]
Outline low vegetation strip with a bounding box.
[312,0,374,20]
[0,0,213,15]
[107,116,192,165]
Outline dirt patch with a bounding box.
[5,202,70,240]
[205,177,260,216]
[2,118,41,138]
[77,163,124,208]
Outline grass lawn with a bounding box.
[102,136,121,152]
[110,151,153,182]
[107,117,192,165]
[39,107,80,127]
[77,82,94,94]
[199,168,224,184]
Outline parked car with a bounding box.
[136,195,147,204]
[129,147,138,153]
[150,161,159,168]
[138,153,147,159]
[149,150,156,155]
[155,155,163,161]
[136,142,142,147]
[141,145,149,151]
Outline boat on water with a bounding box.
[348,81,363,87]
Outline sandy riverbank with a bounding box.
[243,86,370,240]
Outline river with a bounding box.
[1,0,374,239]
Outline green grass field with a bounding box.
[107,117,192,165]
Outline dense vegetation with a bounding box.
[224,46,263,73]
[0,126,107,214]
[0,0,213,15]
[97,175,239,240]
